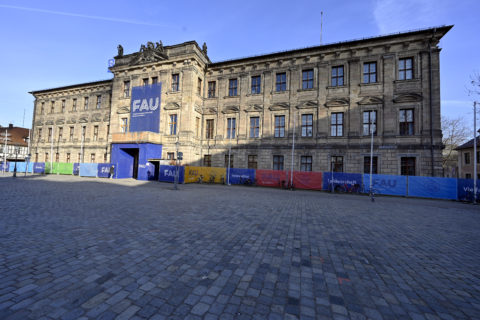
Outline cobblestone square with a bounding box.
[0,175,479,320]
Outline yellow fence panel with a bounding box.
[184,166,227,184]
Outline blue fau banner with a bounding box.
[33,162,45,173]
[408,176,457,200]
[97,163,113,178]
[130,83,161,133]
[159,165,184,183]
[457,179,480,201]
[322,172,363,192]
[228,168,255,185]
[363,174,407,196]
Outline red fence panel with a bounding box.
[256,170,287,188]
[293,171,323,190]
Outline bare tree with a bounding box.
[441,116,469,175]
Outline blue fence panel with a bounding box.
[9,162,27,172]
[159,165,184,183]
[79,163,98,177]
[408,176,457,200]
[363,174,407,196]
[457,178,480,201]
[228,168,255,185]
[322,172,363,192]
[73,163,80,175]
[97,163,113,178]
[33,162,45,173]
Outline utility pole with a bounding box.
[50,126,54,173]
[474,101,477,204]
[290,112,296,189]
[174,138,179,190]
[227,120,232,186]
[369,118,375,202]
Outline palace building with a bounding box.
[30,25,452,179]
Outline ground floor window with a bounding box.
[90,153,95,163]
[248,155,257,169]
[300,156,312,171]
[401,157,415,176]
[225,154,234,168]
[331,156,343,172]
[66,153,70,163]
[466,173,472,179]
[363,156,378,174]
[204,155,211,167]
[273,155,284,170]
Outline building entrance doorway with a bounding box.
[123,148,139,179]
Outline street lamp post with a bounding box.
[13,147,19,177]
[474,101,477,204]
[369,118,375,202]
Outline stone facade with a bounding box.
[30,26,452,177]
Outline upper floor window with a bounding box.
[58,127,63,140]
[195,117,200,137]
[69,127,74,141]
[399,109,414,135]
[301,114,313,137]
[302,69,314,89]
[251,76,261,94]
[50,101,55,114]
[123,81,130,98]
[363,62,377,83]
[399,58,413,80]
[301,156,312,172]
[172,74,180,91]
[206,119,214,139]
[37,128,42,142]
[274,115,285,138]
[84,97,89,110]
[208,81,216,98]
[331,112,343,137]
[96,95,102,109]
[93,125,98,141]
[276,73,286,92]
[169,114,177,135]
[464,152,471,165]
[227,118,236,139]
[250,117,260,138]
[72,99,77,111]
[331,66,344,87]
[81,126,86,139]
[61,100,66,113]
[197,78,202,95]
[152,77,158,84]
[143,78,149,86]
[121,118,128,133]
[228,79,238,96]
[363,111,377,135]
[48,127,52,142]
[40,102,44,114]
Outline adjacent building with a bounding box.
[456,137,480,179]
[0,124,30,162]
[30,25,452,179]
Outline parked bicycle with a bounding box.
[196,175,204,184]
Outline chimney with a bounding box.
[9,123,13,129]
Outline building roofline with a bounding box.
[210,25,453,67]
[29,79,113,95]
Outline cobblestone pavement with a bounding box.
[0,174,479,320]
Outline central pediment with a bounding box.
[129,42,168,66]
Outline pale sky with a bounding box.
[0,0,478,129]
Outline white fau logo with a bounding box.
[132,98,160,112]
